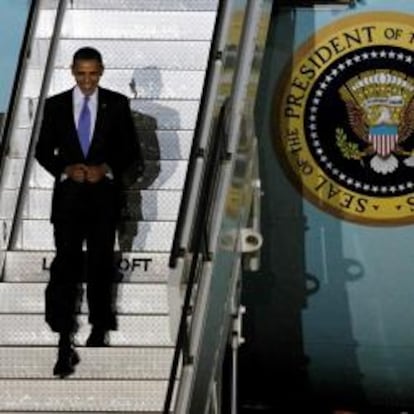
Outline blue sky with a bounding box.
[0,0,30,112]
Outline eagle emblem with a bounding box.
[339,70,414,174]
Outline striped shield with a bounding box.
[368,125,399,157]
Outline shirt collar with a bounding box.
[73,85,98,104]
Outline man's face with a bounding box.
[71,59,103,96]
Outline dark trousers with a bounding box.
[45,179,118,334]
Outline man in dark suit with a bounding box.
[35,47,143,378]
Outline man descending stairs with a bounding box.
[0,0,218,411]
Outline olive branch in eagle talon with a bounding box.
[336,127,365,160]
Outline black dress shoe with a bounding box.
[86,328,109,347]
[53,346,80,378]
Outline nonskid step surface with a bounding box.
[49,38,211,70]
[0,410,170,414]
[0,379,171,412]
[43,0,218,11]
[0,347,175,379]
[12,99,200,132]
[14,219,176,252]
[0,412,167,414]
[8,189,183,221]
[0,315,173,346]
[0,283,168,314]
[47,69,205,100]
[3,160,187,192]
[6,128,192,161]
[4,251,171,282]
[38,9,216,40]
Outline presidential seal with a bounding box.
[274,12,414,225]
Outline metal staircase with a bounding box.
[0,0,219,412]
[0,0,270,411]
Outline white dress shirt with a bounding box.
[60,86,112,180]
[73,85,98,141]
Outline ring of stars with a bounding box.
[306,47,414,195]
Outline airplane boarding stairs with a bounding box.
[0,0,268,411]
[0,0,220,412]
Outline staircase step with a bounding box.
[135,100,201,131]
[38,9,216,40]
[3,189,183,221]
[2,159,188,190]
[0,283,168,314]
[0,379,170,412]
[8,129,193,160]
[44,0,218,11]
[28,160,187,191]
[15,97,199,131]
[0,315,173,346]
[1,158,24,190]
[0,347,174,379]
[46,69,205,100]
[14,220,176,252]
[4,251,170,282]
[27,67,206,100]
[11,189,182,221]
[145,130,193,159]
[48,39,211,70]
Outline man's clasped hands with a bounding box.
[64,163,109,183]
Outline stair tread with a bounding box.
[15,220,176,252]
[48,69,205,100]
[14,189,183,221]
[43,0,218,11]
[0,315,173,346]
[29,160,187,190]
[38,9,216,40]
[0,283,169,314]
[51,39,211,70]
[0,379,171,412]
[0,347,175,379]
[4,251,171,282]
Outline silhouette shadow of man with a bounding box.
[117,109,160,253]
[116,66,181,267]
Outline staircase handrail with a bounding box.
[168,0,232,269]
[164,0,266,410]
[8,0,68,249]
[163,99,229,414]
[0,0,38,167]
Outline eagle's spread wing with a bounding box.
[343,100,368,141]
[398,96,414,142]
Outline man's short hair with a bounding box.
[72,47,103,66]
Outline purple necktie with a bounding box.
[77,96,91,156]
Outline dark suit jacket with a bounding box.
[35,86,144,223]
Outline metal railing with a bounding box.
[163,101,229,414]
[164,0,267,411]
[0,0,37,165]
[8,0,67,249]
[0,0,66,277]
[168,0,231,269]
